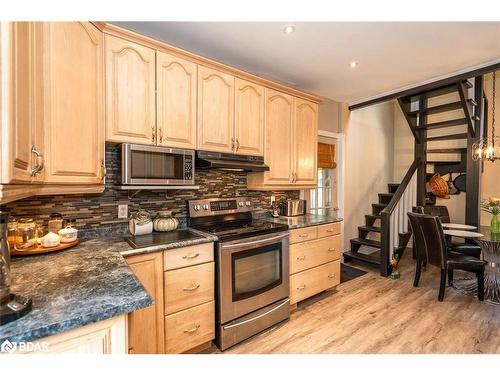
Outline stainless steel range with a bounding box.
[188,197,290,351]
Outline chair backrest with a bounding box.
[414,205,450,223]
[407,212,448,269]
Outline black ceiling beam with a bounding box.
[348,62,500,111]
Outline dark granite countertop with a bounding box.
[265,213,343,229]
[0,229,216,344]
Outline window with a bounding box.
[309,168,335,215]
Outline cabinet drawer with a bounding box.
[290,235,340,274]
[289,260,340,304]
[165,262,214,314]
[317,222,341,238]
[289,226,317,244]
[164,242,214,271]
[165,301,215,354]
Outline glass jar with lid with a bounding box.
[7,217,17,249]
[48,213,63,234]
[15,218,37,251]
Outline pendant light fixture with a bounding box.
[472,71,499,162]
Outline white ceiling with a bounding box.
[114,22,500,104]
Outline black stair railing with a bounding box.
[380,158,420,276]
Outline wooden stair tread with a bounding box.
[358,225,381,233]
[426,160,462,165]
[418,118,468,130]
[408,101,463,116]
[426,133,468,141]
[343,250,381,265]
[427,147,467,153]
[365,214,381,220]
[350,238,381,248]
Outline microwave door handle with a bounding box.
[222,298,290,330]
[221,233,289,249]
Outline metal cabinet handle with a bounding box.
[328,248,336,252]
[159,128,163,143]
[236,138,240,151]
[30,145,44,177]
[296,255,306,261]
[100,160,106,181]
[152,126,156,143]
[328,274,335,279]
[231,137,235,151]
[182,253,200,259]
[296,285,306,290]
[183,324,200,333]
[183,284,201,291]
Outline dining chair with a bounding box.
[407,212,485,302]
[414,206,481,258]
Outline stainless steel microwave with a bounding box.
[121,143,194,185]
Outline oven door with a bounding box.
[121,143,194,185]
[218,232,289,324]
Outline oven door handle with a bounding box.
[221,233,289,249]
[222,298,290,330]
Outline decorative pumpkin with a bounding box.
[153,211,179,232]
[429,173,450,199]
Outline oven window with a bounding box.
[231,243,282,301]
[131,150,184,180]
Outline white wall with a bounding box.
[343,101,395,251]
[318,99,342,133]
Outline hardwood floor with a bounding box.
[207,251,500,354]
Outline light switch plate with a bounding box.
[118,204,128,219]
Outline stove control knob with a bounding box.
[202,204,209,210]
[245,201,251,207]
[193,204,201,211]
[238,201,244,207]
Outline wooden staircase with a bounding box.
[344,183,412,267]
[344,77,484,277]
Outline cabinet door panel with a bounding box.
[105,35,155,144]
[294,98,317,185]
[43,22,104,183]
[126,252,164,354]
[197,66,234,153]
[264,89,293,184]
[157,52,197,149]
[2,22,35,183]
[235,78,264,156]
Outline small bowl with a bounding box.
[58,226,78,243]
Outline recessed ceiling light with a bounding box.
[283,25,295,34]
[349,61,359,68]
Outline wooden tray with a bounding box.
[10,239,80,256]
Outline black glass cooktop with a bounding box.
[126,230,203,249]
[190,220,288,242]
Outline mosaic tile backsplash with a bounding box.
[3,146,299,232]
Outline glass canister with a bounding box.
[7,218,17,249]
[15,218,37,251]
[48,213,63,234]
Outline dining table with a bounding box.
[445,226,500,305]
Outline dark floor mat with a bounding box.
[340,263,367,283]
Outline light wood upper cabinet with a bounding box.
[263,89,294,184]
[157,51,197,149]
[197,66,234,153]
[105,35,156,145]
[234,78,265,156]
[41,22,104,184]
[126,252,165,354]
[294,98,318,185]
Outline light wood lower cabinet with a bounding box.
[288,223,342,305]
[126,252,165,354]
[165,301,215,354]
[19,315,127,354]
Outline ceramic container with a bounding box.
[153,211,179,232]
[58,226,78,243]
[42,232,61,248]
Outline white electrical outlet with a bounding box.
[270,195,276,204]
[118,204,128,219]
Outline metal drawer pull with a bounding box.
[183,284,201,291]
[298,234,309,238]
[297,285,306,290]
[223,299,290,330]
[183,324,200,333]
[182,253,200,259]
[328,274,335,279]
[296,255,306,261]
[326,229,335,233]
[328,248,335,252]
